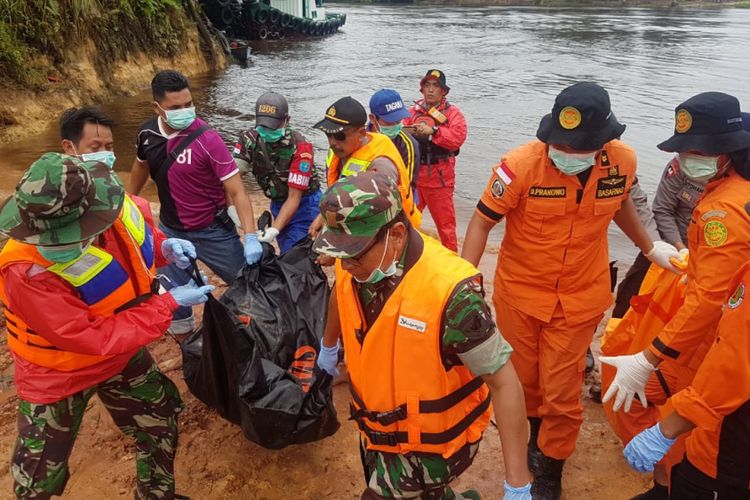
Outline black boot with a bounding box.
[630,482,668,500]
[531,453,564,500]
[528,417,542,474]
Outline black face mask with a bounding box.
[730,147,750,181]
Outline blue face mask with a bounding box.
[257,125,285,143]
[354,229,399,284]
[548,145,596,175]
[37,240,92,263]
[164,106,196,130]
[378,122,403,139]
[81,151,116,169]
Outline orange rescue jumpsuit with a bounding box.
[669,260,750,493]
[475,139,636,459]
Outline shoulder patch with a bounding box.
[728,282,745,309]
[701,210,727,221]
[491,179,506,198]
[704,220,728,247]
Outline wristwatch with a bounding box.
[431,125,439,135]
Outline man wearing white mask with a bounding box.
[128,70,261,335]
[461,82,681,500]
[601,93,750,500]
[59,106,117,169]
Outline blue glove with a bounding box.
[317,341,340,377]
[169,281,215,307]
[244,233,263,265]
[503,481,532,500]
[624,423,676,472]
[161,238,196,270]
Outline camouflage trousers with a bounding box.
[11,349,183,500]
[360,439,481,499]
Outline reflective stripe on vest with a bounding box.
[325,133,421,228]
[336,235,491,456]
[0,195,157,371]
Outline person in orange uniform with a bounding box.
[623,260,750,499]
[404,69,467,252]
[461,82,681,499]
[315,172,531,499]
[600,92,750,498]
[308,96,420,240]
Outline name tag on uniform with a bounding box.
[398,315,427,333]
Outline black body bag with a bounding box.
[181,237,339,449]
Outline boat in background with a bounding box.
[200,0,346,41]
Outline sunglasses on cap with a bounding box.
[325,126,361,141]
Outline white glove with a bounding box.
[227,205,242,229]
[257,227,280,244]
[645,241,681,274]
[600,352,657,412]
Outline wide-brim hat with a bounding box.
[0,152,125,246]
[312,172,402,259]
[657,92,750,155]
[536,82,626,151]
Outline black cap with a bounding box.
[255,91,288,129]
[657,92,750,155]
[313,97,367,133]
[420,69,450,93]
[536,82,626,151]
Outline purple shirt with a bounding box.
[136,117,238,230]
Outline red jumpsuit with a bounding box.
[405,99,467,252]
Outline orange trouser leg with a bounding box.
[497,299,602,460]
[536,305,602,460]
[495,299,543,418]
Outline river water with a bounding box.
[2,4,749,263]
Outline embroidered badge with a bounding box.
[299,161,311,173]
[491,179,505,198]
[675,109,693,133]
[704,220,728,247]
[559,106,582,130]
[728,282,744,309]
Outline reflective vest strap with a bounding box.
[340,157,371,178]
[119,196,146,246]
[356,393,492,447]
[350,376,487,426]
[47,247,112,288]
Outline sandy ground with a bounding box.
[0,191,652,499]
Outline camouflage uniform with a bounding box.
[12,349,183,500]
[314,173,513,499]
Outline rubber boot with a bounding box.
[630,482,668,500]
[531,453,564,500]
[528,417,543,474]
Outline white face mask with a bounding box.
[548,145,597,175]
[678,153,719,184]
[354,229,398,284]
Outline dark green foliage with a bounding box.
[0,0,188,85]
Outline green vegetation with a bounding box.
[737,0,750,7]
[0,0,187,86]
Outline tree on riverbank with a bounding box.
[0,0,191,87]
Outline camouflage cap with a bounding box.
[0,152,125,246]
[313,172,402,259]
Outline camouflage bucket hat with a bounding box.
[0,152,125,246]
[313,172,403,259]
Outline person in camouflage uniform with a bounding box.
[233,92,323,253]
[314,172,533,499]
[0,153,213,499]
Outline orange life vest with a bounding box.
[0,195,158,372]
[335,235,492,457]
[326,132,421,228]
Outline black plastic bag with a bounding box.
[182,237,339,449]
